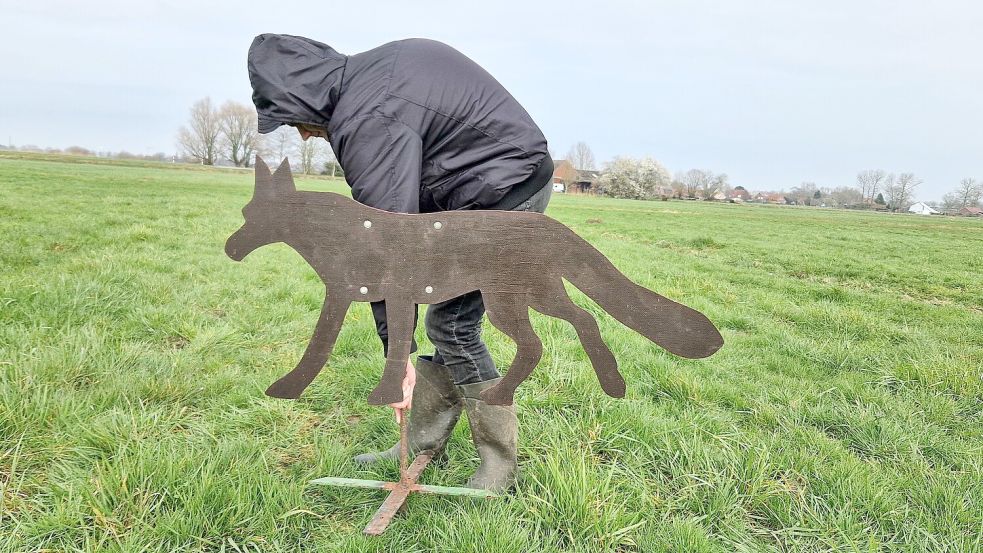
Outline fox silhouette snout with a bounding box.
[225,225,262,261]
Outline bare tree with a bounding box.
[884,172,921,211]
[670,171,687,198]
[941,193,960,212]
[954,178,981,207]
[680,169,727,200]
[297,137,325,175]
[856,169,889,204]
[323,148,343,177]
[708,173,728,200]
[566,142,596,170]
[942,178,982,211]
[176,97,222,165]
[219,101,259,167]
[791,182,819,205]
[828,186,863,207]
[681,169,707,198]
[260,126,297,163]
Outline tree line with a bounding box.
[557,142,981,212]
[941,178,983,211]
[0,143,175,161]
[173,98,977,209]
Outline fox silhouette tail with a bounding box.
[562,230,724,359]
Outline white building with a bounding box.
[908,202,939,215]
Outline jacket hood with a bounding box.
[247,34,348,134]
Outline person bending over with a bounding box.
[247,34,553,492]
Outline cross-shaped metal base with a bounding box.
[309,409,497,535]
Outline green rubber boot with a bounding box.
[459,378,518,492]
[353,356,463,464]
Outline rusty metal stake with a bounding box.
[309,408,497,535]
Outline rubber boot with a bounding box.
[353,356,463,464]
[459,378,518,492]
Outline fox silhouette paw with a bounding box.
[367,381,405,406]
[266,378,305,399]
[479,385,515,406]
[599,374,627,399]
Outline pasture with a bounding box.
[1,152,981,552]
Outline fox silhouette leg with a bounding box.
[531,288,626,399]
[367,299,415,405]
[480,295,543,406]
[266,294,352,399]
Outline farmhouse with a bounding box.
[552,159,599,194]
[728,186,751,201]
[653,185,674,199]
[908,202,940,215]
[957,206,982,217]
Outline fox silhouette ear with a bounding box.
[272,157,297,194]
[253,156,276,200]
[255,155,268,173]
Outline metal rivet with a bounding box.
[363,220,372,228]
[433,221,442,229]
[425,286,434,294]
[359,286,368,294]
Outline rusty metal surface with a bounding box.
[361,483,410,535]
[309,417,499,535]
[226,157,724,406]
[310,451,493,536]
[399,407,409,473]
[363,450,433,535]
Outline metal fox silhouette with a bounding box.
[226,157,723,406]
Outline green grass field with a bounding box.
[1,152,981,552]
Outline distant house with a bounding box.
[552,159,579,185]
[728,187,751,201]
[552,159,598,194]
[652,185,674,199]
[958,206,982,217]
[908,202,940,215]
[577,169,600,180]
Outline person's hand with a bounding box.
[389,358,416,424]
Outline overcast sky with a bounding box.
[4,1,981,199]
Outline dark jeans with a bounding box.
[427,181,553,384]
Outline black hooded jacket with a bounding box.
[248,34,550,213]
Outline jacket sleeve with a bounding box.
[337,116,423,213]
[336,116,424,355]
